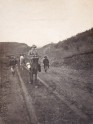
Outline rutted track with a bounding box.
[22,66,88,119]
[38,77,88,119]
[16,67,39,124]
[16,65,91,124]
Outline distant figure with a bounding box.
[19,54,25,70]
[9,56,17,75]
[43,56,49,72]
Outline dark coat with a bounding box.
[43,58,49,66]
[9,58,17,66]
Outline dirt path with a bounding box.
[19,65,93,124]
[16,67,39,124]
[0,59,93,124]
[38,77,88,119]
[38,66,93,123]
[0,64,30,124]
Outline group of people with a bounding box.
[9,45,50,75]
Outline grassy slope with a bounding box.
[38,28,93,69]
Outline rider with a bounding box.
[28,45,38,59]
[28,44,40,67]
[43,56,49,72]
[28,44,39,67]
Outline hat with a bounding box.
[31,45,37,48]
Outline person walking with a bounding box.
[9,56,17,75]
[19,54,25,70]
[43,56,49,72]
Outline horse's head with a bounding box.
[30,57,39,71]
[31,57,39,64]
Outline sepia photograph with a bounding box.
[0,0,93,124]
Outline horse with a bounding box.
[27,57,39,84]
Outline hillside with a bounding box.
[0,42,30,57]
[38,28,93,69]
[0,28,93,70]
[0,42,30,66]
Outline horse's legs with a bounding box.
[29,71,33,83]
[35,73,37,83]
[45,66,48,73]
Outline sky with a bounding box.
[0,0,93,47]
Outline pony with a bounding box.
[26,57,39,84]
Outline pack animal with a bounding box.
[26,57,39,83]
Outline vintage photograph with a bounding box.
[0,0,93,124]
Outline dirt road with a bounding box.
[0,63,30,124]
[19,65,93,124]
[0,59,93,124]
[38,66,93,123]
